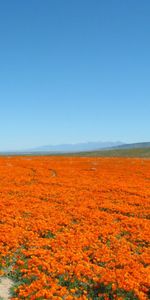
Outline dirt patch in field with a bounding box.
[0,277,13,300]
[50,169,57,177]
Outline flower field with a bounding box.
[0,156,150,300]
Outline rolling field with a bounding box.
[68,147,150,158]
[0,156,150,299]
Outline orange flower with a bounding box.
[0,156,149,299]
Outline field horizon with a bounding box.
[0,142,150,158]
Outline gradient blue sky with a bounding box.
[0,0,150,150]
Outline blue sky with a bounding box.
[0,0,150,150]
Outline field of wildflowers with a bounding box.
[0,156,149,299]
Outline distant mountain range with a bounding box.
[28,141,124,153]
[0,141,150,155]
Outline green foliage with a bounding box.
[40,230,55,239]
[58,274,139,299]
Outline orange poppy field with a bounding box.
[0,156,149,300]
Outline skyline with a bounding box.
[0,0,150,151]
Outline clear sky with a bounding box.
[0,0,150,150]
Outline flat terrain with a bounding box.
[71,147,150,158]
[0,157,149,299]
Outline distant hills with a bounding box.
[29,141,124,153]
[111,142,150,149]
[0,141,150,156]
[76,145,150,158]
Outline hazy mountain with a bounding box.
[29,141,124,153]
[111,142,150,150]
[1,142,150,155]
